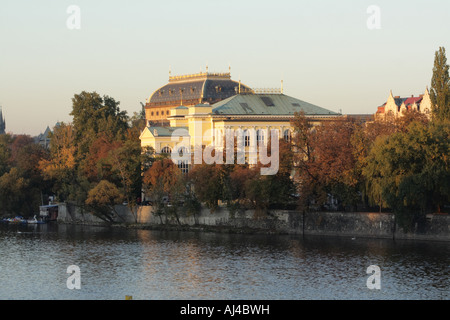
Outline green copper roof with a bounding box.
[211,94,339,116]
[148,126,189,137]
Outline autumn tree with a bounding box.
[187,163,226,212]
[0,134,12,177]
[85,180,124,222]
[291,112,360,211]
[143,158,185,224]
[0,134,50,216]
[0,168,30,216]
[39,122,77,201]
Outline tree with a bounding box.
[43,92,131,208]
[39,123,77,201]
[85,180,124,222]
[70,91,128,162]
[107,137,146,223]
[291,112,360,211]
[0,134,12,176]
[187,163,225,212]
[0,168,30,216]
[143,159,185,224]
[430,47,450,121]
[363,120,450,231]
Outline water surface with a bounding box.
[0,223,448,300]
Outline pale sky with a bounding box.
[1,0,449,136]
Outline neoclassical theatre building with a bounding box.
[140,70,342,168]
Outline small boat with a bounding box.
[7,216,27,224]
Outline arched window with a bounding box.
[256,129,265,145]
[161,146,172,154]
[283,129,291,142]
[178,146,189,157]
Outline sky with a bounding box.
[1,0,449,136]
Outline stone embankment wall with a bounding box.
[56,203,450,241]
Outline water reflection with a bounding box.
[0,224,448,300]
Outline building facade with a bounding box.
[140,88,342,168]
[375,88,432,120]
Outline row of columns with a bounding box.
[212,125,290,147]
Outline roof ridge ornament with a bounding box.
[168,71,231,82]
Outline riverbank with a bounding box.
[55,202,450,242]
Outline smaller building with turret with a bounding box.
[375,88,432,120]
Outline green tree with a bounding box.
[363,120,450,231]
[430,47,450,121]
[46,92,131,209]
[70,91,128,161]
[107,137,150,223]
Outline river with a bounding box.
[0,223,448,300]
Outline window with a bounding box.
[178,146,189,157]
[151,111,154,116]
[243,129,250,147]
[260,96,274,106]
[240,103,254,114]
[166,110,170,115]
[283,129,291,142]
[156,111,159,116]
[178,160,189,174]
[257,129,265,145]
[161,146,171,154]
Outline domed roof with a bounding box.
[147,72,252,107]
